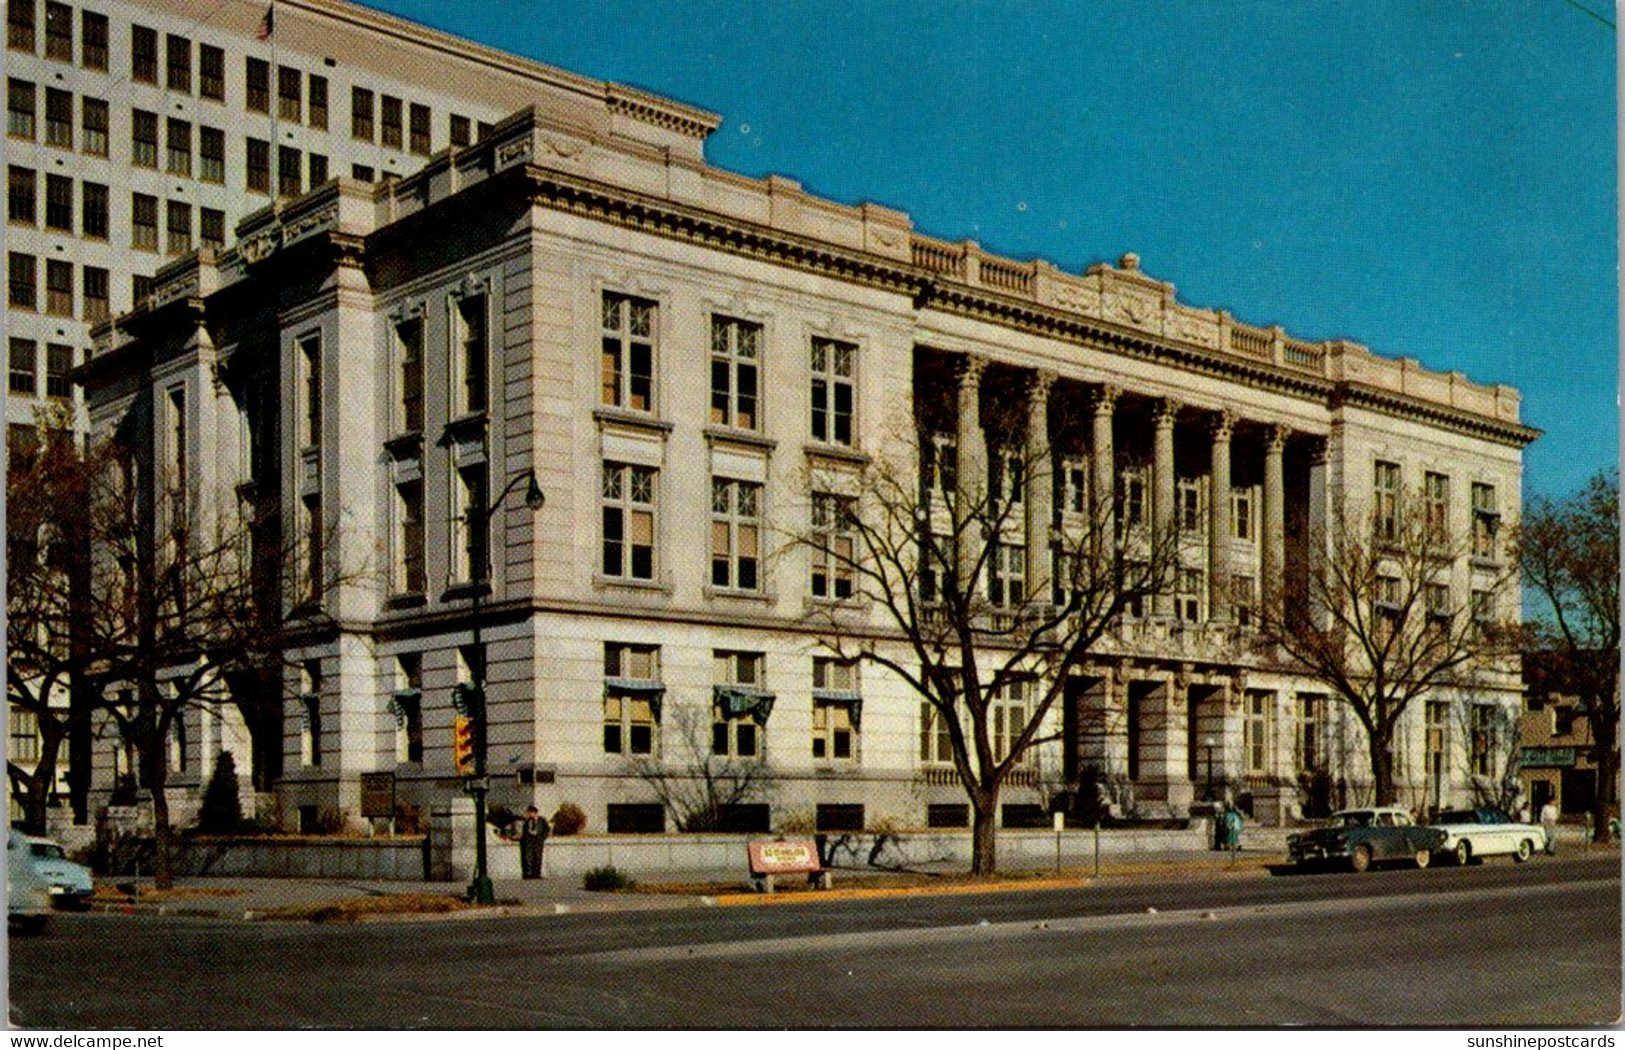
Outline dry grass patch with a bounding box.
[255,893,477,923]
[93,883,247,901]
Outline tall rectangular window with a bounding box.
[165,33,190,92]
[245,57,268,113]
[9,709,39,764]
[350,86,373,141]
[44,343,70,400]
[80,96,107,155]
[8,251,35,308]
[198,126,224,182]
[454,462,488,583]
[710,478,762,591]
[246,138,269,194]
[989,541,1026,608]
[7,164,33,224]
[380,94,401,148]
[8,78,35,139]
[277,144,301,198]
[131,25,157,83]
[810,492,855,600]
[395,478,424,593]
[82,265,108,322]
[712,651,765,758]
[603,643,660,756]
[165,199,191,255]
[602,462,655,581]
[79,10,106,69]
[1119,469,1147,530]
[449,114,471,147]
[920,702,953,764]
[990,679,1033,766]
[165,118,190,176]
[453,294,487,415]
[1471,482,1498,559]
[199,207,224,250]
[131,192,158,250]
[1177,477,1202,533]
[1374,460,1400,542]
[9,338,36,394]
[1295,695,1323,773]
[1231,488,1254,540]
[299,333,321,450]
[307,152,328,187]
[307,74,327,129]
[809,337,855,445]
[811,658,858,761]
[600,291,654,411]
[709,315,760,430]
[408,101,429,155]
[78,179,105,238]
[198,44,223,100]
[1425,699,1448,786]
[43,174,70,229]
[1469,704,1495,777]
[131,108,158,167]
[277,64,300,122]
[8,0,34,51]
[1424,471,1449,544]
[1176,566,1202,622]
[392,654,423,763]
[395,317,423,432]
[1246,692,1274,773]
[43,86,69,146]
[42,0,67,60]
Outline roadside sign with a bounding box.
[359,772,396,819]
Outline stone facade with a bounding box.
[75,8,1535,833]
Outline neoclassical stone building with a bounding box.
[82,81,1536,831]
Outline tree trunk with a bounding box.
[970,790,998,876]
[150,766,175,889]
[1367,731,1395,806]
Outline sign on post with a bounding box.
[359,772,396,820]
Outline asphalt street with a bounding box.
[9,853,1620,1028]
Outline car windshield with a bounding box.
[29,843,65,859]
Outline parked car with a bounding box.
[1428,808,1546,865]
[1287,807,1446,873]
[8,832,55,933]
[8,830,93,908]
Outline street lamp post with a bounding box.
[1203,734,1216,802]
[464,469,545,906]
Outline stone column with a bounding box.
[1207,412,1233,623]
[1089,385,1119,553]
[1262,424,1288,599]
[1025,371,1056,597]
[956,356,988,589]
[1151,399,1179,617]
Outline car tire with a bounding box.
[1455,840,1472,866]
[1414,848,1431,869]
[1514,838,1533,863]
[1350,845,1372,873]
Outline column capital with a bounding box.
[1263,423,1290,453]
[1151,398,1181,428]
[1029,369,1058,400]
[1207,410,1235,441]
[1089,383,1120,414]
[958,355,988,387]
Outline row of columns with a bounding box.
[952,357,1294,621]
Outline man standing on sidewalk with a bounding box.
[1540,799,1559,855]
[519,805,549,879]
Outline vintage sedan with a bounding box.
[8,831,93,908]
[1428,808,1547,865]
[1287,807,1446,873]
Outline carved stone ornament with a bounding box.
[454,274,488,300]
[239,229,281,264]
[496,138,533,167]
[283,205,338,245]
[541,135,585,159]
[870,228,903,249]
[388,300,426,325]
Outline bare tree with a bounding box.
[629,706,773,832]
[1520,470,1619,841]
[789,418,1179,875]
[5,421,107,833]
[1251,492,1517,806]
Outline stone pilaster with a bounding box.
[1207,412,1233,622]
[1089,385,1119,553]
[1151,399,1179,617]
[1025,371,1056,596]
[1262,424,1288,598]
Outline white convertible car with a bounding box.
[1429,808,1547,865]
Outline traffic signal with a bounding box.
[452,715,476,776]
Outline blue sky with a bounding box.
[372,0,1617,500]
